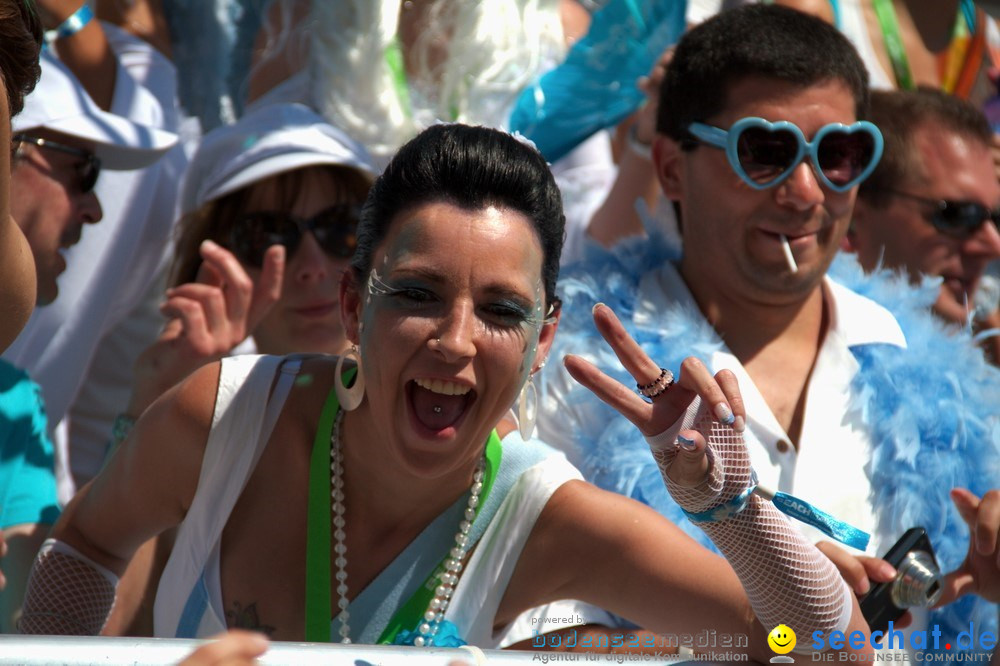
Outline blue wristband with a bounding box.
[681,471,759,524]
[679,469,872,551]
[44,4,94,45]
[769,490,871,551]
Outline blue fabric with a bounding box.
[508,0,686,162]
[542,230,1000,643]
[175,574,211,639]
[161,0,268,130]
[0,360,60,529]
[392,619,465,647]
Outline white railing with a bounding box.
[0,636,696,665]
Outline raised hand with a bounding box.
[127,241,284,417]
[935,488,1000,606]
[177,630,269,666]
[632,45,674,148]
[563,303,745,486]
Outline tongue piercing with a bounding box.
[433,406,443,414]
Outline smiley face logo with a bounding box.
[768,624,796,655]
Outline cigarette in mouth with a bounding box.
[780,234,798,273]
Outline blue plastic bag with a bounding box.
[509,0,687,162]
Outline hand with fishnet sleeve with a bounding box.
[649,399,853,648]
[565,304,857,651]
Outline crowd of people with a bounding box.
[0,1,998,665]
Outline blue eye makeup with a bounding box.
[366,269,540,333]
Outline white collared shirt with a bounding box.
[635,261,906,555]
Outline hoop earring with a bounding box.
[335,345,366,411]
[517,375,538,440]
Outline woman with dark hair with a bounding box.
[21,124,870,658]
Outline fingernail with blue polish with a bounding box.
[678,435,697,451]
[714,402,735,426]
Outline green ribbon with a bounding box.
[384,37,413,120]
[304,369,354,642]
[872,0,915,91]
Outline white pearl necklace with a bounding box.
[330,410,486,645]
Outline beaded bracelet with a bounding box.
[44,4,94,45]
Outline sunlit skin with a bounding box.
[339,201,553,484]
[662,77,859,318]
[851,123,1000,326]
[9,128,102,305]
[245,167,359,355]
[0,80,36,351]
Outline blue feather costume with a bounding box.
[540,228,1000,643]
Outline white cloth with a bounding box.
[631,263,944,655]
[64,267,169,487]
[244,74,616,269]
[836,0,895,91]
[539,260,930,652]
[3,24,189,501]
[154,355,583,645]
[542,261,905,555]
[154,355,296,639]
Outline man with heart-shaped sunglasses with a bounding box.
[539,3,1000,657]
[847,88,1000,367]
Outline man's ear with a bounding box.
[652,135,685,201]
[339,269,363,345]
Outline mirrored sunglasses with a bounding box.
[14,134,101,193]
[884,189,1000,239]
[685,117,884,192]
[230,203,362,267]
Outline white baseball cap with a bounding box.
[13,51,177,170]
[180,103,377,215]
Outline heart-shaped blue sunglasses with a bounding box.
[686,117,884,192]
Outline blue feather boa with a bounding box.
[543,229,1000,642]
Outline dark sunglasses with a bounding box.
[883,189,1000,238]
[14,134,101,193]
[230,203,362,267]
[685,117,884,192]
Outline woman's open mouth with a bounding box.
[407,378,476,436]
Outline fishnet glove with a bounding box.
[649,400,853,651]
[18,539,117,635]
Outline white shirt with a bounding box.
[3,24,188,500]
[633,262,906,555]
[540,260,927,652]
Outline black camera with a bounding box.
[860,527,943,631]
